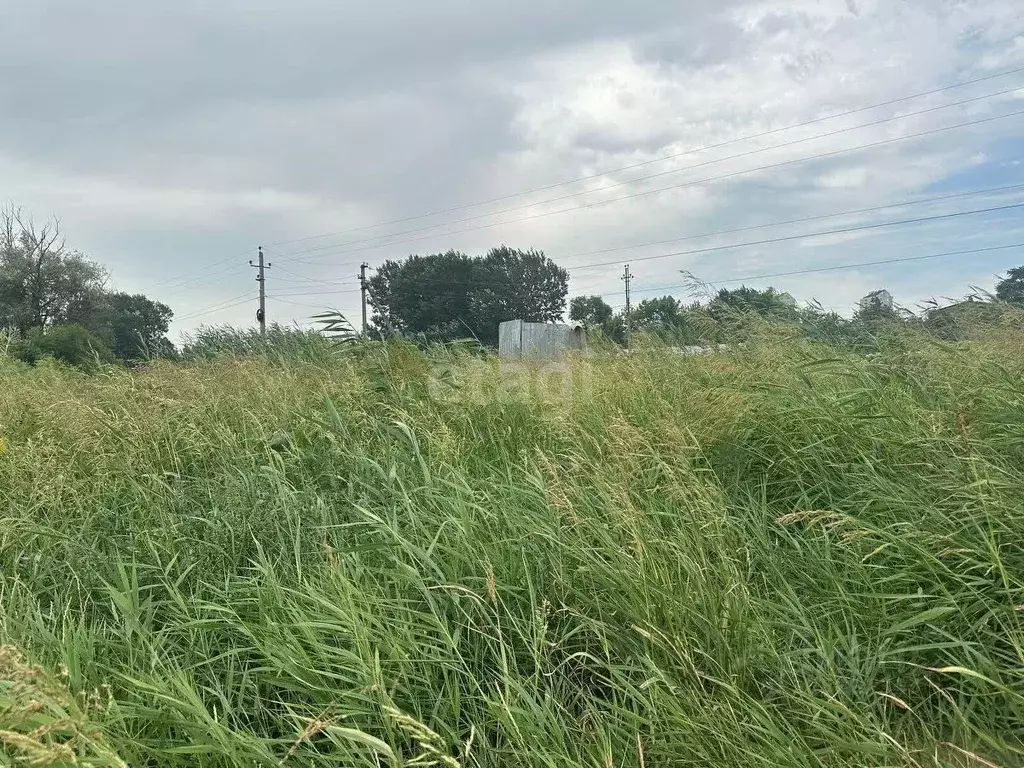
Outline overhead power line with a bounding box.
[225,240,1024,317]
[148,70,1024,295]
[270,264,353,286]
[154,250,255,295]
[262,64,1024,250]
[174,292,257,322]
[156,75,1024,324]
[555,182,1024,265]
[258,182,1024,291]
[269,86,1024,263]
[628,242,1024,299]
[570,201,1024,273]
[266,295,345,309]
[273,107,1024,267]
[253,198,1024,299]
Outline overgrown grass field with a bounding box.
[1,327,1023,766]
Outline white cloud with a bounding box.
[489,0,1024,313]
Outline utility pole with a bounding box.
[364,278,398,338]
[622,263,633,349]
[249,246,271,336]
[358,262,369,337]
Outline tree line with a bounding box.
[1,205,174,367]
[6,200,1024,368]
[366,246,568,343]
[364,246,1024,348]
[573,275,1024,348]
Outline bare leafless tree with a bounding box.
[1,204,107,333]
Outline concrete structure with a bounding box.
[859,289,894,312]
[498,320,587,359]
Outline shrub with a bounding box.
[14,324,114,370]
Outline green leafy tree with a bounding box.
[570,295,627,343]
[99,292,175,361]
[995,266,1024,306]
[1,205,175,362]
[368,246,568,345]
[632,296,684,330]
[469,246,568,341]
[0,205,108,333]
[569,295,614,327]
[368,250,475,340]
[602,313,628,345]
[630,296,713,345]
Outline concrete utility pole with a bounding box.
[249,246,271,336]
[622,263,633,349]
[359,262,369,337]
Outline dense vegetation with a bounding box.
[573,281,1024,350]
[2,308,1023,767]
[7,198,1024,366]
[367,246,569,345]
[1,205,174,367]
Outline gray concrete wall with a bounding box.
[498,320,586,359]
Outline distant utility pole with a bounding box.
[358,262,369,337]
[364,279,399,338]
[249,246,271,336]
[622,263,633,349]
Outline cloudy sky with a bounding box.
[3,0,1024,339]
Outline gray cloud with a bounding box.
[2,0,747,222]
[2,0,1023,337]
[0,1,709,143]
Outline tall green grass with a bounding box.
[1,321,1023,766]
